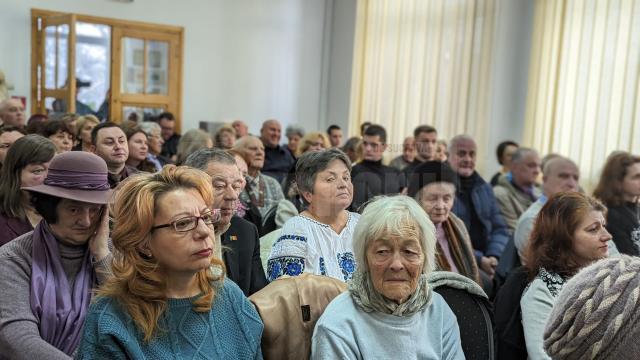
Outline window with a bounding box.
[31,9,184,131]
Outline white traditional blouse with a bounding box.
[267,212,360,282]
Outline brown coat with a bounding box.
[249,273,346,360]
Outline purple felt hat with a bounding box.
[22,151,113,204]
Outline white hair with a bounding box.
[352,195,436,275]
[138,121,161,135]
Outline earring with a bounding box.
[140,251,153,260]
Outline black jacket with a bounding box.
[351,160,406,211]
[606,202,640,255]
[221,216,268,296]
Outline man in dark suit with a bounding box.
[221,216,267,295]
[184,148,268,295]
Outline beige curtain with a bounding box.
[524,0,640,191]
[349,0,497,170]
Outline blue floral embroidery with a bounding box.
[319,257,327,276]
[337,252,356,281]
[275,234,308,244]
[267,256,305,281]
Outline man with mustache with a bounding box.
[91,122,137,189]
[184,148,267,295]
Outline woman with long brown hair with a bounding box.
[521,192,612,360]
[0,135,56,246]
[77,166,263,358]
[593,151,640,255]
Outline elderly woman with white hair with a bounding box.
[138,121,169,170]
[311,195,464,359]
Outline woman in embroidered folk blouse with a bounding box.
[267,149,360,282]
[521,192,612,360]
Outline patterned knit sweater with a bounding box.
[76,278,264,359]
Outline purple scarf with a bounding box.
[30,221,95,355]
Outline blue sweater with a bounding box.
[311,292,465,359]
[76,278,263,359]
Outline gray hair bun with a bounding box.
[543,255,640,359]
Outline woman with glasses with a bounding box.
[77,166,263,359]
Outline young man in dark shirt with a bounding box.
[350,124,405,211]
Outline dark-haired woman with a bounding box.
[593,151,640,255]
[0,135,56,246]
[521,192,612,359]
[39,120,74,154]
[124,126,158,173]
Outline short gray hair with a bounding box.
[183,148,236,170]
[295,148,351,205]
[139,121,161,135]
[448,134,476,154]
[352,195,436,274]
[285,125,305,139]
[511,147,538,164]
[176,129,213,165]
[543,156,578,177]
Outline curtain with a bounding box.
[348,0,497,170]
[524,0,640,190]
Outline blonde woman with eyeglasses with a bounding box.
[76,166,263,359]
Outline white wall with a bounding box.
[0,0,357,139]
[1,0,533,162]
[324,0,357,136]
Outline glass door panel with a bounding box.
[75,22,111,118]
[39,14,76,115]
[44,24,69,89]
[121,37,145,94]
[122,105,165,123]
[146,41,168,95]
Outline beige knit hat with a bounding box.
[543,255,640,359]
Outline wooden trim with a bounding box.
[175,29,184,133]
[110,27,123,122]
[42,89,68,98]
[30,15,40,114]
[119,94,171,104]
[68,14,77,113]
[31,8,183,35]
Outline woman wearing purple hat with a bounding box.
[0,151,113,359]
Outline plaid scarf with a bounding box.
[435,216,481,284]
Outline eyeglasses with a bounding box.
[152,209,221,233]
